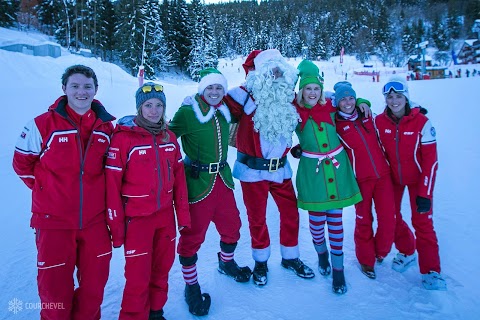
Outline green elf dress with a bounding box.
[294,99,362,211]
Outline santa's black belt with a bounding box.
[237,152,287,172]
[184,156,228,174]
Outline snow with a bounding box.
[1,27,480,319]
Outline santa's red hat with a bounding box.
[242,50,262,75]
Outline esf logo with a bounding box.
[164,147,175,152]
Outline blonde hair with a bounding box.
[296,87,326,107]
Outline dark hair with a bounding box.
[61,65,98,87]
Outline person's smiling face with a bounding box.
[62,73,97,115]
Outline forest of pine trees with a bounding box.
[1,0,479,80]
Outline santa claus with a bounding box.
[224,49,314,286]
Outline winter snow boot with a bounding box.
[331,253,347,294]
[422,271,447,291]
[314,242,331,276]
[281,258,315,279]
[252,261,268,286]
[392,252,417,273]
[360,264,376,279]
[217,252,252,282]
[184,283,211,316]
[149,309,166,320]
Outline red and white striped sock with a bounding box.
[182,264,198,285]
[220,251,234,263]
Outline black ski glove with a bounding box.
[290,144,302,159]
[416,196,431,213]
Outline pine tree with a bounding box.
[170,0,192,71]
[0,0,18,28]
[97,0,116,61]
[115,0,145,76]
[187,0,218,80]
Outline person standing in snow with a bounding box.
[290,60,364,294]
[12,65,115,319]
[224,49,315,287]
[375,76,446,290]
[333,81,395,280]
[105,82,191,320]
[168,68,251,316]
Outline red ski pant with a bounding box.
[393,183,440,274]
[178,178,241,258]
[354,175,396,267]
[119,208,176,320]
[35,222,111,320]
[241,179,299,251]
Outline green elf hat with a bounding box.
[297,59,324,90]
[198,67,228,95]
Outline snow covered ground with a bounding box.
[1,27,479,319]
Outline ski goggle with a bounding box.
[141,84,164,93]
[382,81,407,95]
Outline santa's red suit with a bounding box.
[224,87,300,262]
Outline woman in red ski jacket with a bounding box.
[333,81,395,280]
[106,83,190,319]
[374,76,446,291]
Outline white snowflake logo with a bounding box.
[8,298,23,314]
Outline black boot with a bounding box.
[314,242,331,276]
[217,252,252,282]
[318,252,331,276]
[252,261,268,286]
[184,283,211,316]
[360,264,376,279]
[331,253,347,294]
[281,258,315,279]
[149,309,166,320]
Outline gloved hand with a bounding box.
[290,144,302,159]
[416,196,431,213]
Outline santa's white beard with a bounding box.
[246,74,299,146]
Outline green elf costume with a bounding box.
[292,59,363,295]
[168,68,251,317]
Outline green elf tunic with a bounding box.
[169,94,235,203]
[294,99,362,211]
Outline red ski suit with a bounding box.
[12,96,114,320]
[105,117,190,319]
[375,107,441,274]
[336,112,395,267]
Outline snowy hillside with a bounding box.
[1,27,480,319]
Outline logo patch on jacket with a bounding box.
[431,127,436,137]
[108,152,116,159]
[59,137,68,143]
[20,132,26,139]
[139,150,147,155]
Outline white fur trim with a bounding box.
[252,246,271,262]
[198,73,228,95]
[280,245,300,260]
[187,95,231,124]
[254,49,283,70]
[227,86,257,115]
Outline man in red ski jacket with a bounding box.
[13,65,115,319]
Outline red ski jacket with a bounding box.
[336,112,391,182]
[374,107,438,198]
[105,117,190,247]
[13,96,115,229]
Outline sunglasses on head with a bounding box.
[142,84,164,93]
[382,81,407,95]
